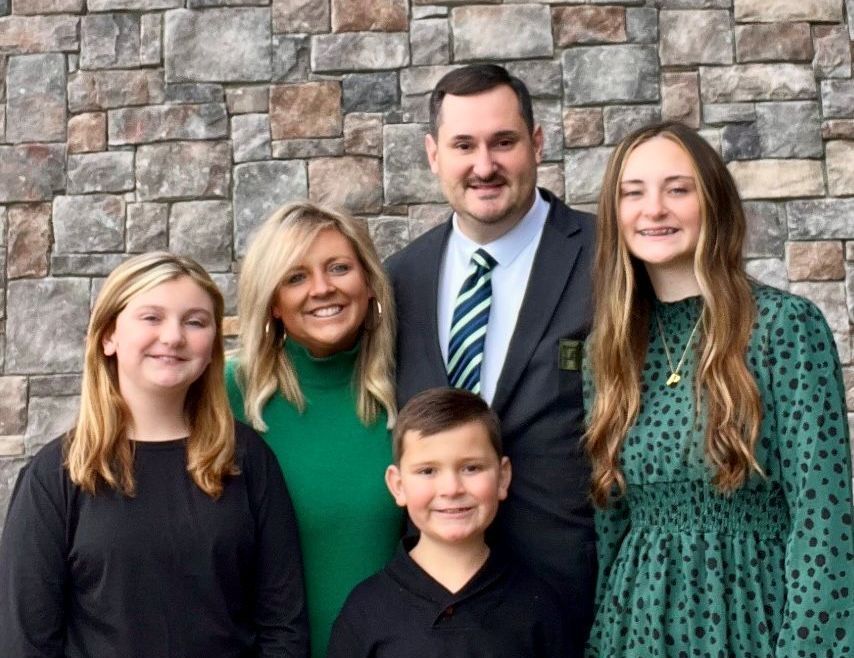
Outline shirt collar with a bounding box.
[449,189,549,268]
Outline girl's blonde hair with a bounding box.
[66,251,236,499]
[234,200,396,430]
[586,122,763,507]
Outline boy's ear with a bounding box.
[385,465,407,508]
[497,456,511,501]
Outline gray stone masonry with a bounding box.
[2,0,854,514]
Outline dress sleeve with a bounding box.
[242,427,310,658]
[768,296,854,657]
[0,451,67,657]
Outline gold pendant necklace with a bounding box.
[655,312,702,387]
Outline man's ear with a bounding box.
[425,133,440,175]
[385,465,407,507]
[532,124,544,165]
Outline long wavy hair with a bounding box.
[66,252,236,499]
[234,200,396,430]
[586,122,763,507]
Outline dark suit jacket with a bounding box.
[386,189,596,655]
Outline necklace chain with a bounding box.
[655,312,702,387]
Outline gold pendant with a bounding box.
[666,372,681,387]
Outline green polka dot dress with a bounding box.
[585,286,854,658]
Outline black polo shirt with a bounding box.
[327,540,568,657]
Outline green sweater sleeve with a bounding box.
[224,359,247,424]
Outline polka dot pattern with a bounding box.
[585,286,854,658]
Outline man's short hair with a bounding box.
[428,64,535,137]
[392,388,502,464]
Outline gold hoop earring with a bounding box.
[265,318,286,345]
[374,299,382,319]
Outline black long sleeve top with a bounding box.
[0,421,309,658]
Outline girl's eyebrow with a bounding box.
[620,174,695,185]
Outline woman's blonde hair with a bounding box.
[234,200,396,430]
[586,121,763,507]
[66,251,236,499]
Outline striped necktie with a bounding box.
[447,248,497,394]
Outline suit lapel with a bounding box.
[416,221,452,386]
[491,193,582,415]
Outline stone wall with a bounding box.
[1,0,853,522]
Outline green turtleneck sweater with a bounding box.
[225,340,401,658]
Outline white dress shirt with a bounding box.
[437,191,549,404]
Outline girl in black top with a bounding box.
[0,252,309,658]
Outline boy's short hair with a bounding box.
[392,388,502,464]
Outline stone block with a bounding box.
[368,216,408,261]
[80,13,139,69]
[169,201,232,271]
[786,241,844,281]
[6,279,89,373]
[226,86,268,114]
[271,138,344,159]
[67,151,134,195]
[164,8,271,82]
[537,163,565,200]
[563,45,659,105]
[136,141,231,201]
[7,204,50,279]
[67,112,106,153]
[270,82,342,139]
[733,0,842,22]
[0,207,6,247]
[626,7,657,43]
[311,32,409,72]
[273,0,328,33]
[89,0,181,7]
[68,70,165,112]
[452,5,552,61]
[813,26,851,80]
[0,15,78,53]
[12,0,83,12]
[745,258,788,290]
[822,120,854,140]
[408,204,449,239]
[0,458,29,529]
[755,102,822,158]
[660,10,732,65]
[344,113,382,157]
[721,123,761,161]
[603,105,660,145]
[108,103,229,144]
[272,34,310,81]
[727,160,824,199]
[164,83,224,104]
[845,367,854,408]
[826,141,854,197]
[788,199,854,239]
[533,99,563,162]
[412,6,448,19]
[6,54,65,143]
[309,156,382,214]
[53,194,124,252]
[399,66,455,96]
[400,93,430,124]
[0,144,65,202]
[383,123,444,205]
[821,80,854,119]
[24,395,80,454]
[343,72,399,113]
[332,0,406,32]
[505,60,562,99]
[734,23,812,63]
[847,243,854,260]
[703,103,756,124]
[0,377,26,435]
[0,437,24,457]
[126,202,168,252]
[703,127,729,155]
[743,202,786,258]
[51,253,125,276]
[565,147,612,204]
[233,161,308,255]
[661,72,700,128]
[29,374,82,397]
[139,13,162,65]
[210,272,238,315]
[848,265,854,324]
[552,6,626,46]
[700,65,816,103]
[410,19,449,66]
[563,108,603,147]
[232,114,271,163]
[652,0,730,6]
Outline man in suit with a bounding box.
[385,64,596,654]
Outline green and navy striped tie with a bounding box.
[447,248,497,394]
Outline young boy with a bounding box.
[327,387,568,657]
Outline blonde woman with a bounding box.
[226,201,401,657]
[584,122,853,657]
[0,252,308,658]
